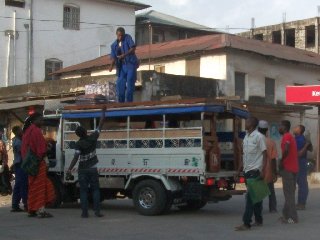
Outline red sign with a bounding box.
[286,85,320,104]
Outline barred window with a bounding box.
[63,5,80,30]
[45,59,63,81]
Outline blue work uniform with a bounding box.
[110,34,138,103]
[295,134,308,205]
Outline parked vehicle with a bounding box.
[43,98,248,215]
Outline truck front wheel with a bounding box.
[133,179,167,216]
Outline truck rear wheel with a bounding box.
[133,179,167,216]
[178,199,207,211]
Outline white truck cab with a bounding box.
[44,98,248,215]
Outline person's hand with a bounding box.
[117,54,125,60]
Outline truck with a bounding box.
[43,98,248,215]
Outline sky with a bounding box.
[137,0,320,33]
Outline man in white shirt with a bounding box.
[235,116,267,231]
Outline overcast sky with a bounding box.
[137,0,320,33]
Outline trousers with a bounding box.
[281,170,298,221]
[12,164,28,209]
[116,64,137,103]
[297,158,308,205]
[78,168,101,215]
[242,170,263,227]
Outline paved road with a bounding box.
[1,186,320,240]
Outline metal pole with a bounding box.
[148,23,152,71]
[13,10,16,85]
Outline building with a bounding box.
[0,0,149,87]
[238,17,320,54]
[135,10,219,45]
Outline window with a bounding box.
[154,65,165,73]
[272,30,281,44]
[285,28,295,47]
[235,72,246,100]
[5,0,25,8]
[254,34,263,41]
[185,57,200,77]
[152,29,165,43]
[305,25,315,48]
[63,5,80,30]
[265,77,275,104]
[45,59,63,80]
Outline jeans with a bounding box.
[297,158,308,205]
[243,170,263,227]
[12,164,28,209]
[116,64,137,102]
[268,182,277,212]
[281,170,298,221]
[78,168,101,215]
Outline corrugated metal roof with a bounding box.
[136,10,216,31]
[54,34,320,75]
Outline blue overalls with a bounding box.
[110,34,138,103]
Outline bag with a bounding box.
[21,148,40,176]
[247,177,270,204]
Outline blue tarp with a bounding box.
[62,105,249,119]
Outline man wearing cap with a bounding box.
[258,120,278,213]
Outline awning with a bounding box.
[62,105,249,119]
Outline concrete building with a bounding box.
[239,17,320,54]
[135,10,219,46]
[0,0,148,87]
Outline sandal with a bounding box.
[38,212,53,218]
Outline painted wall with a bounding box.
[0,0,136,87]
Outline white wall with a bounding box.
[0,0,136,86]
[200,54,227,80]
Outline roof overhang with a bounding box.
[107,0,150,11]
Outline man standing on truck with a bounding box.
[108,27,139,103]
[235,117,267,231]
[66,107,106,218]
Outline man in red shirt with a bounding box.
[279,120,299,224]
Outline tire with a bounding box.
[178,199,207,211]
[132,179,167,216]
[47,175,63,208]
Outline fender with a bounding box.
[125,174,182,191]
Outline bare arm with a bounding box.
[67,152,80,173]
[97,107,106,130]
[108,59,116,72]
[298,142,310,158]
[279,142,290,169]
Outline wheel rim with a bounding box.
[138,187,156,209]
